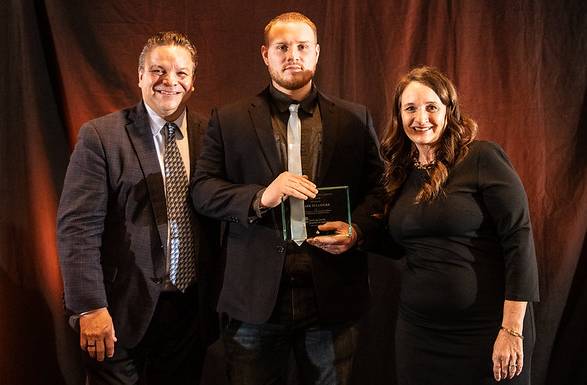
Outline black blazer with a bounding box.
[193,88,383,324]
[57,102,221,348]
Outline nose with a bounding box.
[161,72,178,86]
[287,47,301,62]
[414,107,428,124]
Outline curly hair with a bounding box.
[380,66,477,204]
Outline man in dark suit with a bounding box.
[57,31,220,384]
[193,12,383,385]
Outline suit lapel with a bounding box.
[250,91,284,177]
[125,102,168,257]
[316,93,339,185]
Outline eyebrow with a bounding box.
[148,64,191,72]
[272,40,313,45]
[403,101,440,105]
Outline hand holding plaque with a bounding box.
[305,221,358,255]
[282,185,352,240]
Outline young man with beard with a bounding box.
[57,32,220,384]
[193,12,383,385]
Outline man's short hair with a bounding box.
[263,12,318,45]
[138,31,198,75]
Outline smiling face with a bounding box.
[138,45,195,121]
[400,81,448,155]
[261,21,320,96]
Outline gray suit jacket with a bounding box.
[57,102,220,348]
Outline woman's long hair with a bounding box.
[380,66,478,204]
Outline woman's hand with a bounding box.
[492,327,524,380]
[493,300,527,381]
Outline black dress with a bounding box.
[387,141,539,385]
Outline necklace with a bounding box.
[413,159,436,170]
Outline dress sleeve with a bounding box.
[478,142,539,301]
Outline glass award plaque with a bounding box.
[281,185,352,240]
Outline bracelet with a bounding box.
[501,326,524,340]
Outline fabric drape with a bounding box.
[1,1,585,384]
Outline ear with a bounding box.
[138,69,144,88]
[261,45,269,66]
[315,43,320,63]
[190,73,196,92]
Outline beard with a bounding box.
[269,67,315,91]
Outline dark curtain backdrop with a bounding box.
[1,0,586,384]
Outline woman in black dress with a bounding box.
[379,66,539,385]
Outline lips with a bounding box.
[284,64,303,71]
[155,89,181,95]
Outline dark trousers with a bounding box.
[83,286,205,385]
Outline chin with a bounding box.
[160,102,180,112]
[281,78,312,91]
[272,70,314,91]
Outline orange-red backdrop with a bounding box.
[1,1,586,384]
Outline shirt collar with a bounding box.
[144,102,187,139]
[268,82,318,115]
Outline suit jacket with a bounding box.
[193,87,383,324]
[57,102,221,348]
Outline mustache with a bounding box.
[283,63,305,70]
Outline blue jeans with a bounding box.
[222,286,357,385]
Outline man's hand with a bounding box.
[79,307,117,361]
[261,172,318,208]
[306,221,358,254]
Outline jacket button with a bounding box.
[151,278,163,284]
[276,246,285,253]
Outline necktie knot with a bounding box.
[165,122,178,141]
[289,103,300,114]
